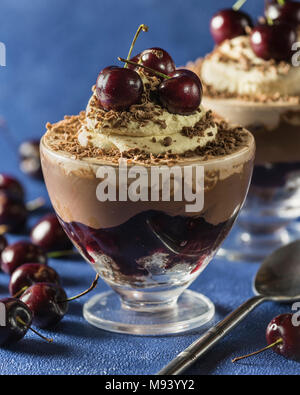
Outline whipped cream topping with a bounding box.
[77,73,218,156]
[201,35,300,97]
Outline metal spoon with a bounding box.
[157,240,300,375]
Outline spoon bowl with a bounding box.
[254,240,300,302]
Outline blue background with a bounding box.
[0,0,299,376]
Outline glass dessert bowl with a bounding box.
[41,41,255,335]
[187,29,300,261]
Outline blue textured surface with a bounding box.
[0,0,299,375]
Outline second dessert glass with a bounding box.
[203,96,300,262]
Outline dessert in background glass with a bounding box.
[41,34,255,335]
[187,6,300,261]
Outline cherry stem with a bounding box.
[16,316,53,343]
[26,197,45,212]
[125,24,148,69]
[232,0,247,11]
[118,57,171,79]
[47,249,77,259]
[59,273,100,303]
[13,286,29,299]
[267,16,274,25]
[277,0,285,5]
[232,338,283,363]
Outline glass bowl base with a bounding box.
[83,290,215,336]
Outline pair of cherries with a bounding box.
[96,46,203,115]
[210,0,299,61]
[0,268,98,346]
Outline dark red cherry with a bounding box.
[96,66,143,111]
[210,9,253,45]
[20,283,68,328]
[0,174,24,202]
[132,48,176,76]
[30,213,72,252]
[250,23,297,61]
[169,69,203,93]
[266,313,300,361]
[9,263,60,297]
[0,192,27,233]
[0,298,32,346]
[265,1,300,26]
[1,241,47,275]
[158,75,202,115]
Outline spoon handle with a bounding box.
[157,295,266,375]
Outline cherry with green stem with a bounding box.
[232,313,300,363]
[96,24,148,111]
[210,0,253,45]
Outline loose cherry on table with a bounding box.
[9,263,60,297]
[210,0,253,45]
[0,298,52,346]
[232,313,300,363]
[250,22,297,61]
[1,241,47,275]
[0,298,33,346]
[30,213,72,252]
[265,0,300,26]
[20,275,100,328]
[0,174,24,202]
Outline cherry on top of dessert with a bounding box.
[96,24,203,115]
[96,66,144,112]
[250,22,297,61]
[159,71,202,115]
[128,47,176,77]
[265,0,300,26]
[210,8,253,45]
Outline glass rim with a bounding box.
[40,132,255,169]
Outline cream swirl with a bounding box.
[201,35,300,97]
[78,87,218,156]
